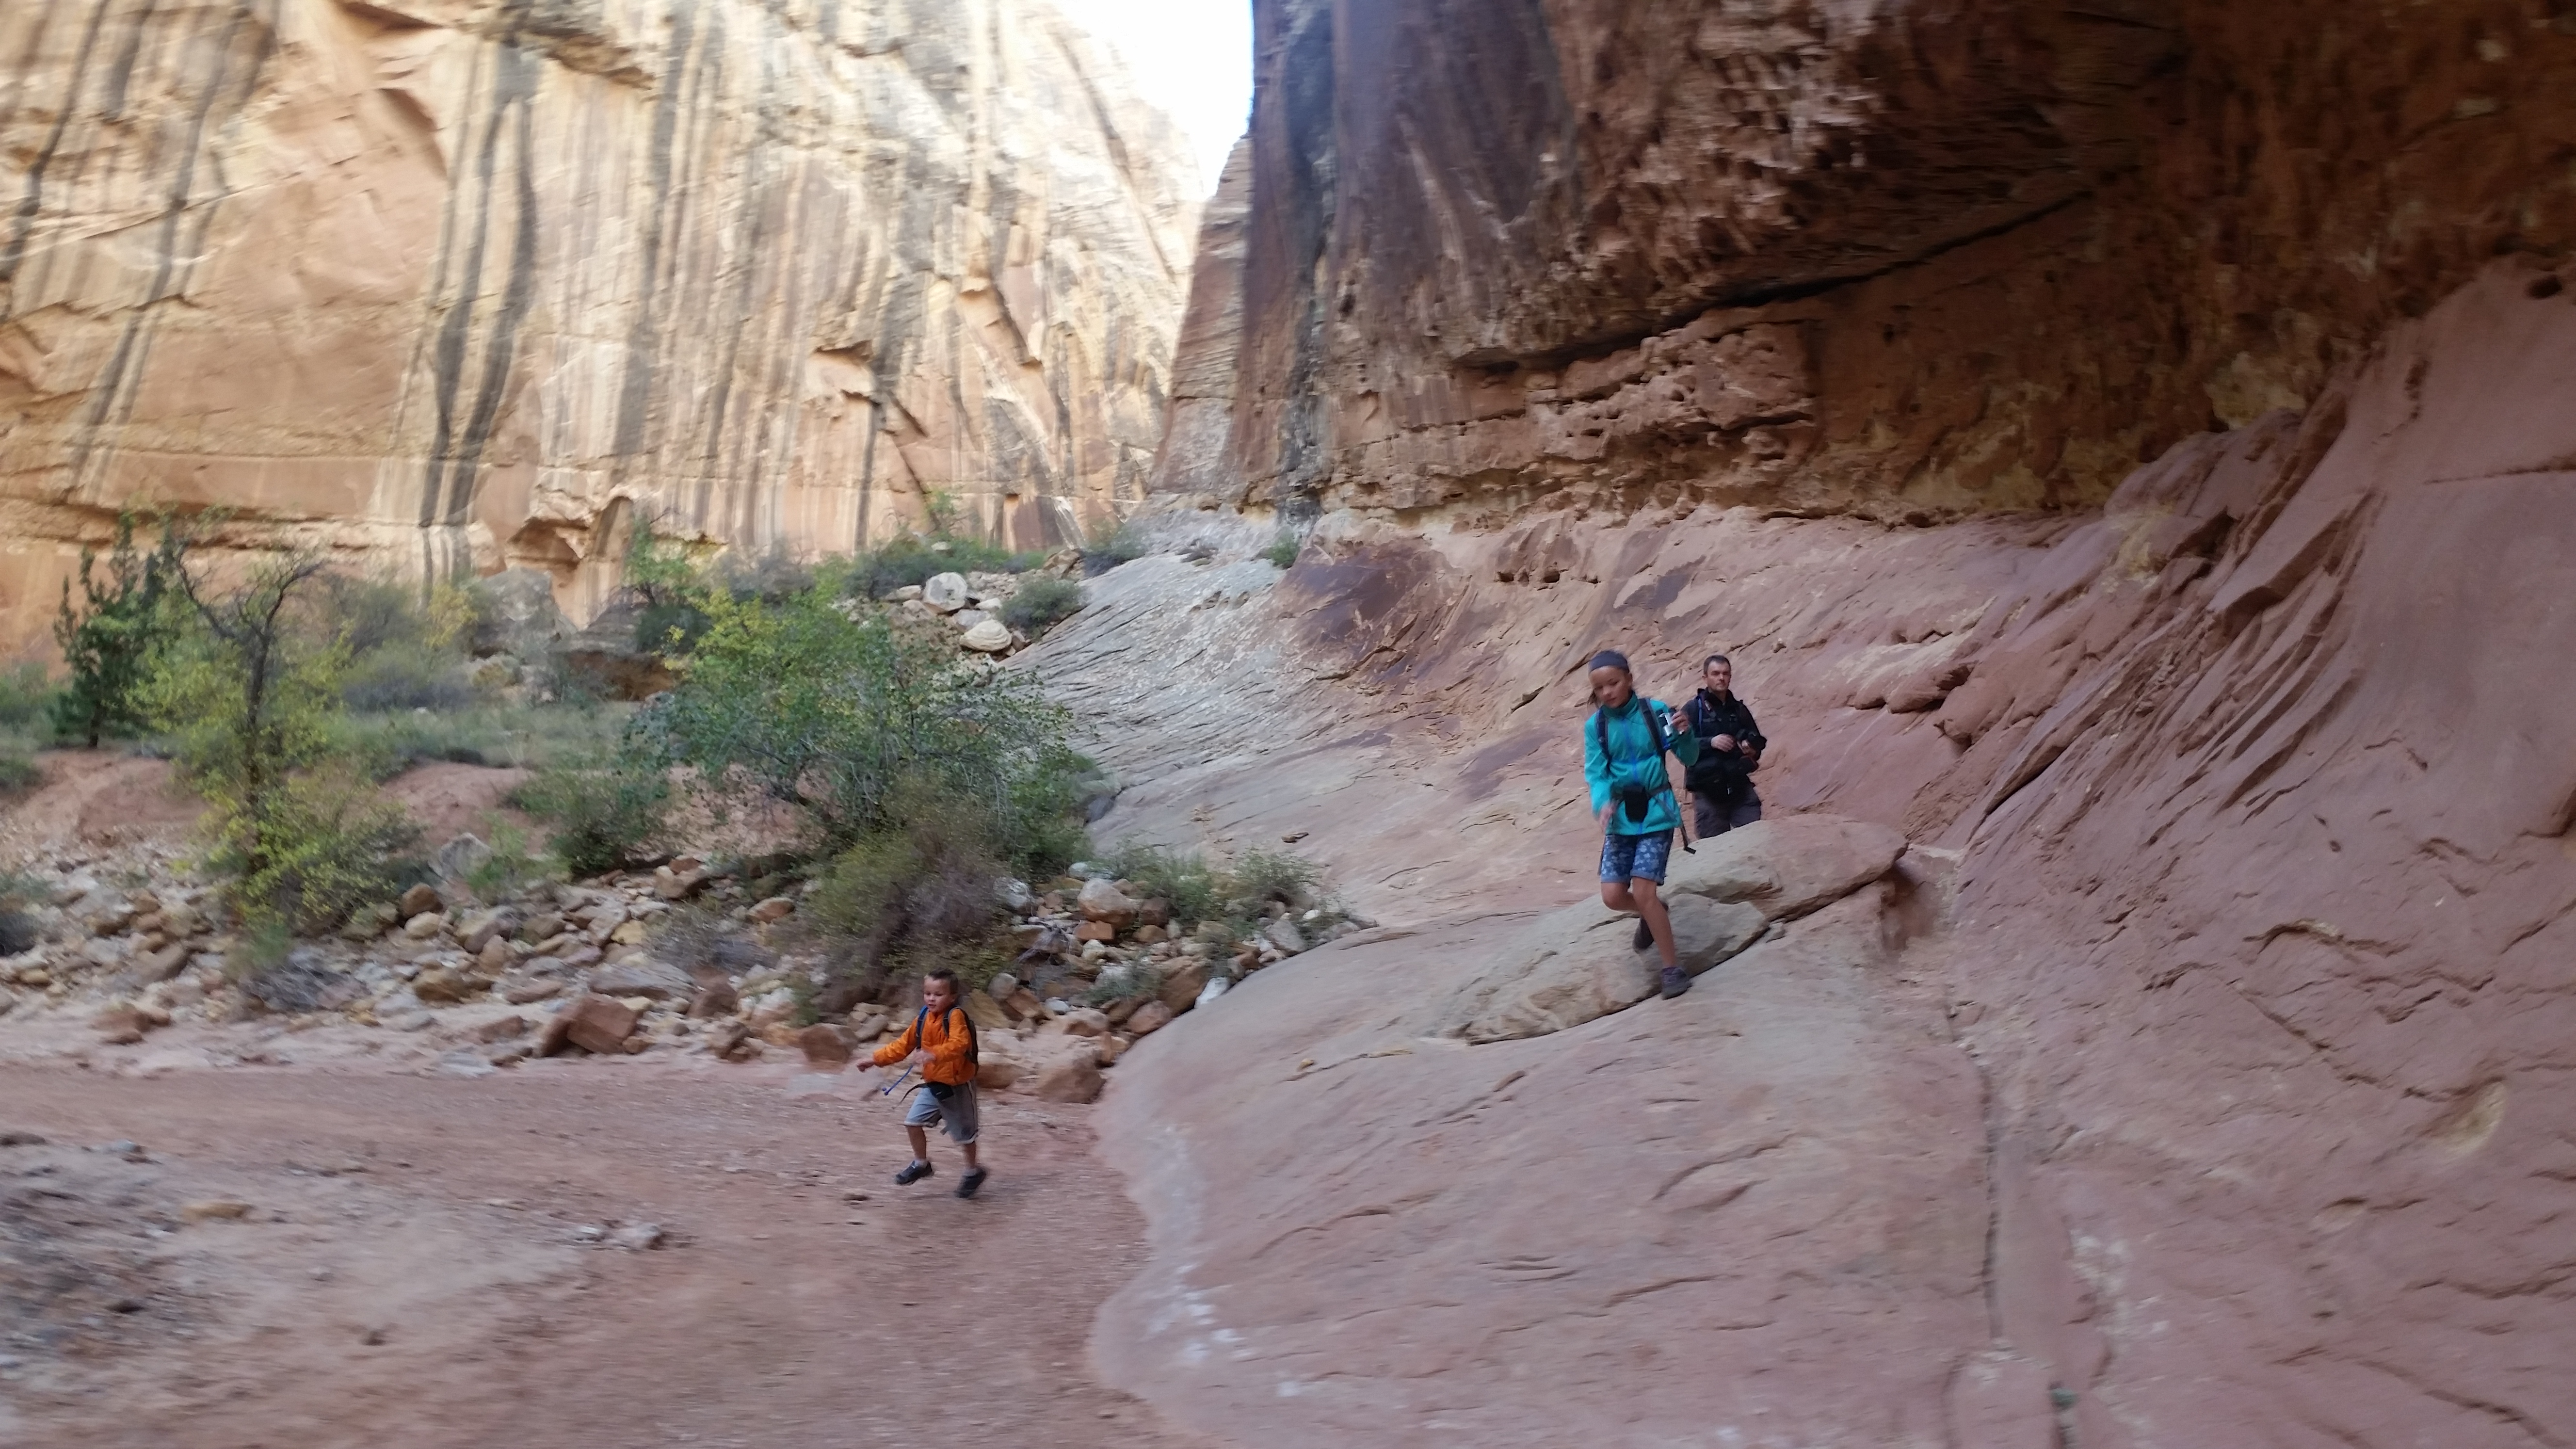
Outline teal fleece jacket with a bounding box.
[1583,696,1699,836]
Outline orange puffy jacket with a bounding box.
[871,1004,977,1086]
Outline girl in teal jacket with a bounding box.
[1582,650,1700,999]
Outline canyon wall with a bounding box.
[0,0,1199,640]
[1170,0,2576,523]
[1065,2,2576,1446]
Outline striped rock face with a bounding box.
[0,0,1200,640]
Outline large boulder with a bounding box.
[411,966,482,1004]
[585,958,693,1001]
[1423,816,1903,1043]
[921,572,970,612]
[1659,816,1907,919]
[795,1024,854,1068]
[537,994,640,1056]
[1156,959,1208,1014]
[469,568,569,659]
[434,833,494,883]
[1078,877,1140,926]
[1429,893,1768,1044]
[1031,1054,1105,1104]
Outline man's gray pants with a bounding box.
[1692,789,1763,837]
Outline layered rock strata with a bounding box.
[1043,256,2576,1449]
[1043,2,2576,1440]
[1172,0,2576,522]
[0,0,1199,642]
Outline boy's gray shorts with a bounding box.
[903,1082,979,1144]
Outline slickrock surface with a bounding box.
[1188,0,2576,520]
[1031,257,2576,1449]
[0,0,1199,641]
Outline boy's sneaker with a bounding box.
[954,1167,988,1199]
[1632,919,1654,952]
[1659,966,1691,999]
[894,1161,934,1186]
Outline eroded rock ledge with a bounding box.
[1163,0,2576,523]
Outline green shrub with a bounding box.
[236,767,423,933]
[711,547,816,604]
[848,537,1043,599]
[1230,848,1322,907]
[465,821,552,900]
[641,580,1089,870]
[52,512,189,747]
[1095,843,1341,944]
[1262,531,1303,569]
[340,641,474,713]
[998,576,1084,635]
[1101,842,1224,927]
[1080,518,1146,576]
[512,757,671,878]
[341,702,624,779]
[634,599,712,656]
[0,870,44,955]
[801,784,1013,1014]
[0,745,40,799]
[0,661,55,731]
[151,555,423,932]
[322,577,479,712]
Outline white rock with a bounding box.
[921,572,970,612]
[1196,976,1231,1009]
[960,619,1014,653]
[953,608,990,628]
[1078,877,1140,924]
[608,1222,663,1251]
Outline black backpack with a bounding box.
[915,1003,978,1098]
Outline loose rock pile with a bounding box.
[918,863,1368,1101]
[0,827,1366,1105]
[878,552,1079,659]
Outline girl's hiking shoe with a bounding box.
[955,1167,989,1199]
[1659,966,1691,999]
[894,1161,934,1186]
[1633,919,1654,951]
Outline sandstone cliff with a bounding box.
[1171,0,2576,523]
[1045,3,2576,1445]
[0,0,1199,640]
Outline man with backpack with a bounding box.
[1582,650,1702,1000]
[870,968,987,1198]
[1680,654,1767,838]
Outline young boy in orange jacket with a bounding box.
[871,969,986,1198]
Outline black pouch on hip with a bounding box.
[927,1082,957,1101]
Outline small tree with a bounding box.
[641,577,1086,863]
[51,512,188,747]
[153,556,415,935]
[625,517,712,656]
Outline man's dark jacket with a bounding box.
[1681,690,1765,805]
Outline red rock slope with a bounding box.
[1049,1,2576,1443]
[1050,251,2576,1449]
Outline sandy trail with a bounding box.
[0,1065,1203,1449]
